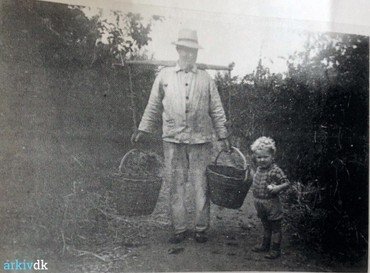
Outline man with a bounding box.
[132,29,230,244]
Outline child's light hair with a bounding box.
[251,136,276,154]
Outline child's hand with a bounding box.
[267,184,280,194]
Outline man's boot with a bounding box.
[264,242,281,259]
[252,236,271,252]
[194,231,208,243]
[168,231,187,244]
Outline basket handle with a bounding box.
[118,148,147,174]
[214,146,248,170]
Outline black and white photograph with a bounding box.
[0,0,369,272]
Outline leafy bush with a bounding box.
[282,180,328,250]
[216,33,368,262]
[0,0,160,252]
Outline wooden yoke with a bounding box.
[114,60,235,71]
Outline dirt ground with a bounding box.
[50,183,358,273]
[0,144,366,273]
[59,150,365,273]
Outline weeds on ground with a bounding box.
[282,179,367,264]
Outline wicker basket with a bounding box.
[110,149,162,216]
[206,147,252,209]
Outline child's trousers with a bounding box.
[253,197,283,221]
[254,197,283,245]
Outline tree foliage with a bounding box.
[0,0,160,249]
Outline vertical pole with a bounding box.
[228,70,232,120]
[128,65,138,129]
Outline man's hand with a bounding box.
[220,137,231,153]
[131,130,146,144]
[244,166,255,182]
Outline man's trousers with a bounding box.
[163,141,212,234]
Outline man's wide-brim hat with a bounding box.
[172,29,202,49]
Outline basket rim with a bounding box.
[206,165,246,181]
[209,178,252,188]
[207,163,246,171]
[118,148,162,174]
[112,173,162,182]
[214,146,248,169]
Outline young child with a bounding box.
[250,136,290,259]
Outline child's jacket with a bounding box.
[252,164,289,199]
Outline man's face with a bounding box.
[177,46,198,69]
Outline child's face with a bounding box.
[254,148,273,169]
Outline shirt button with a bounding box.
[185,83,188,86]
[186,96,189,100]
[185,110,189,113]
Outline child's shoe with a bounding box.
[264,243,281,259]
[252,237,270,252]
